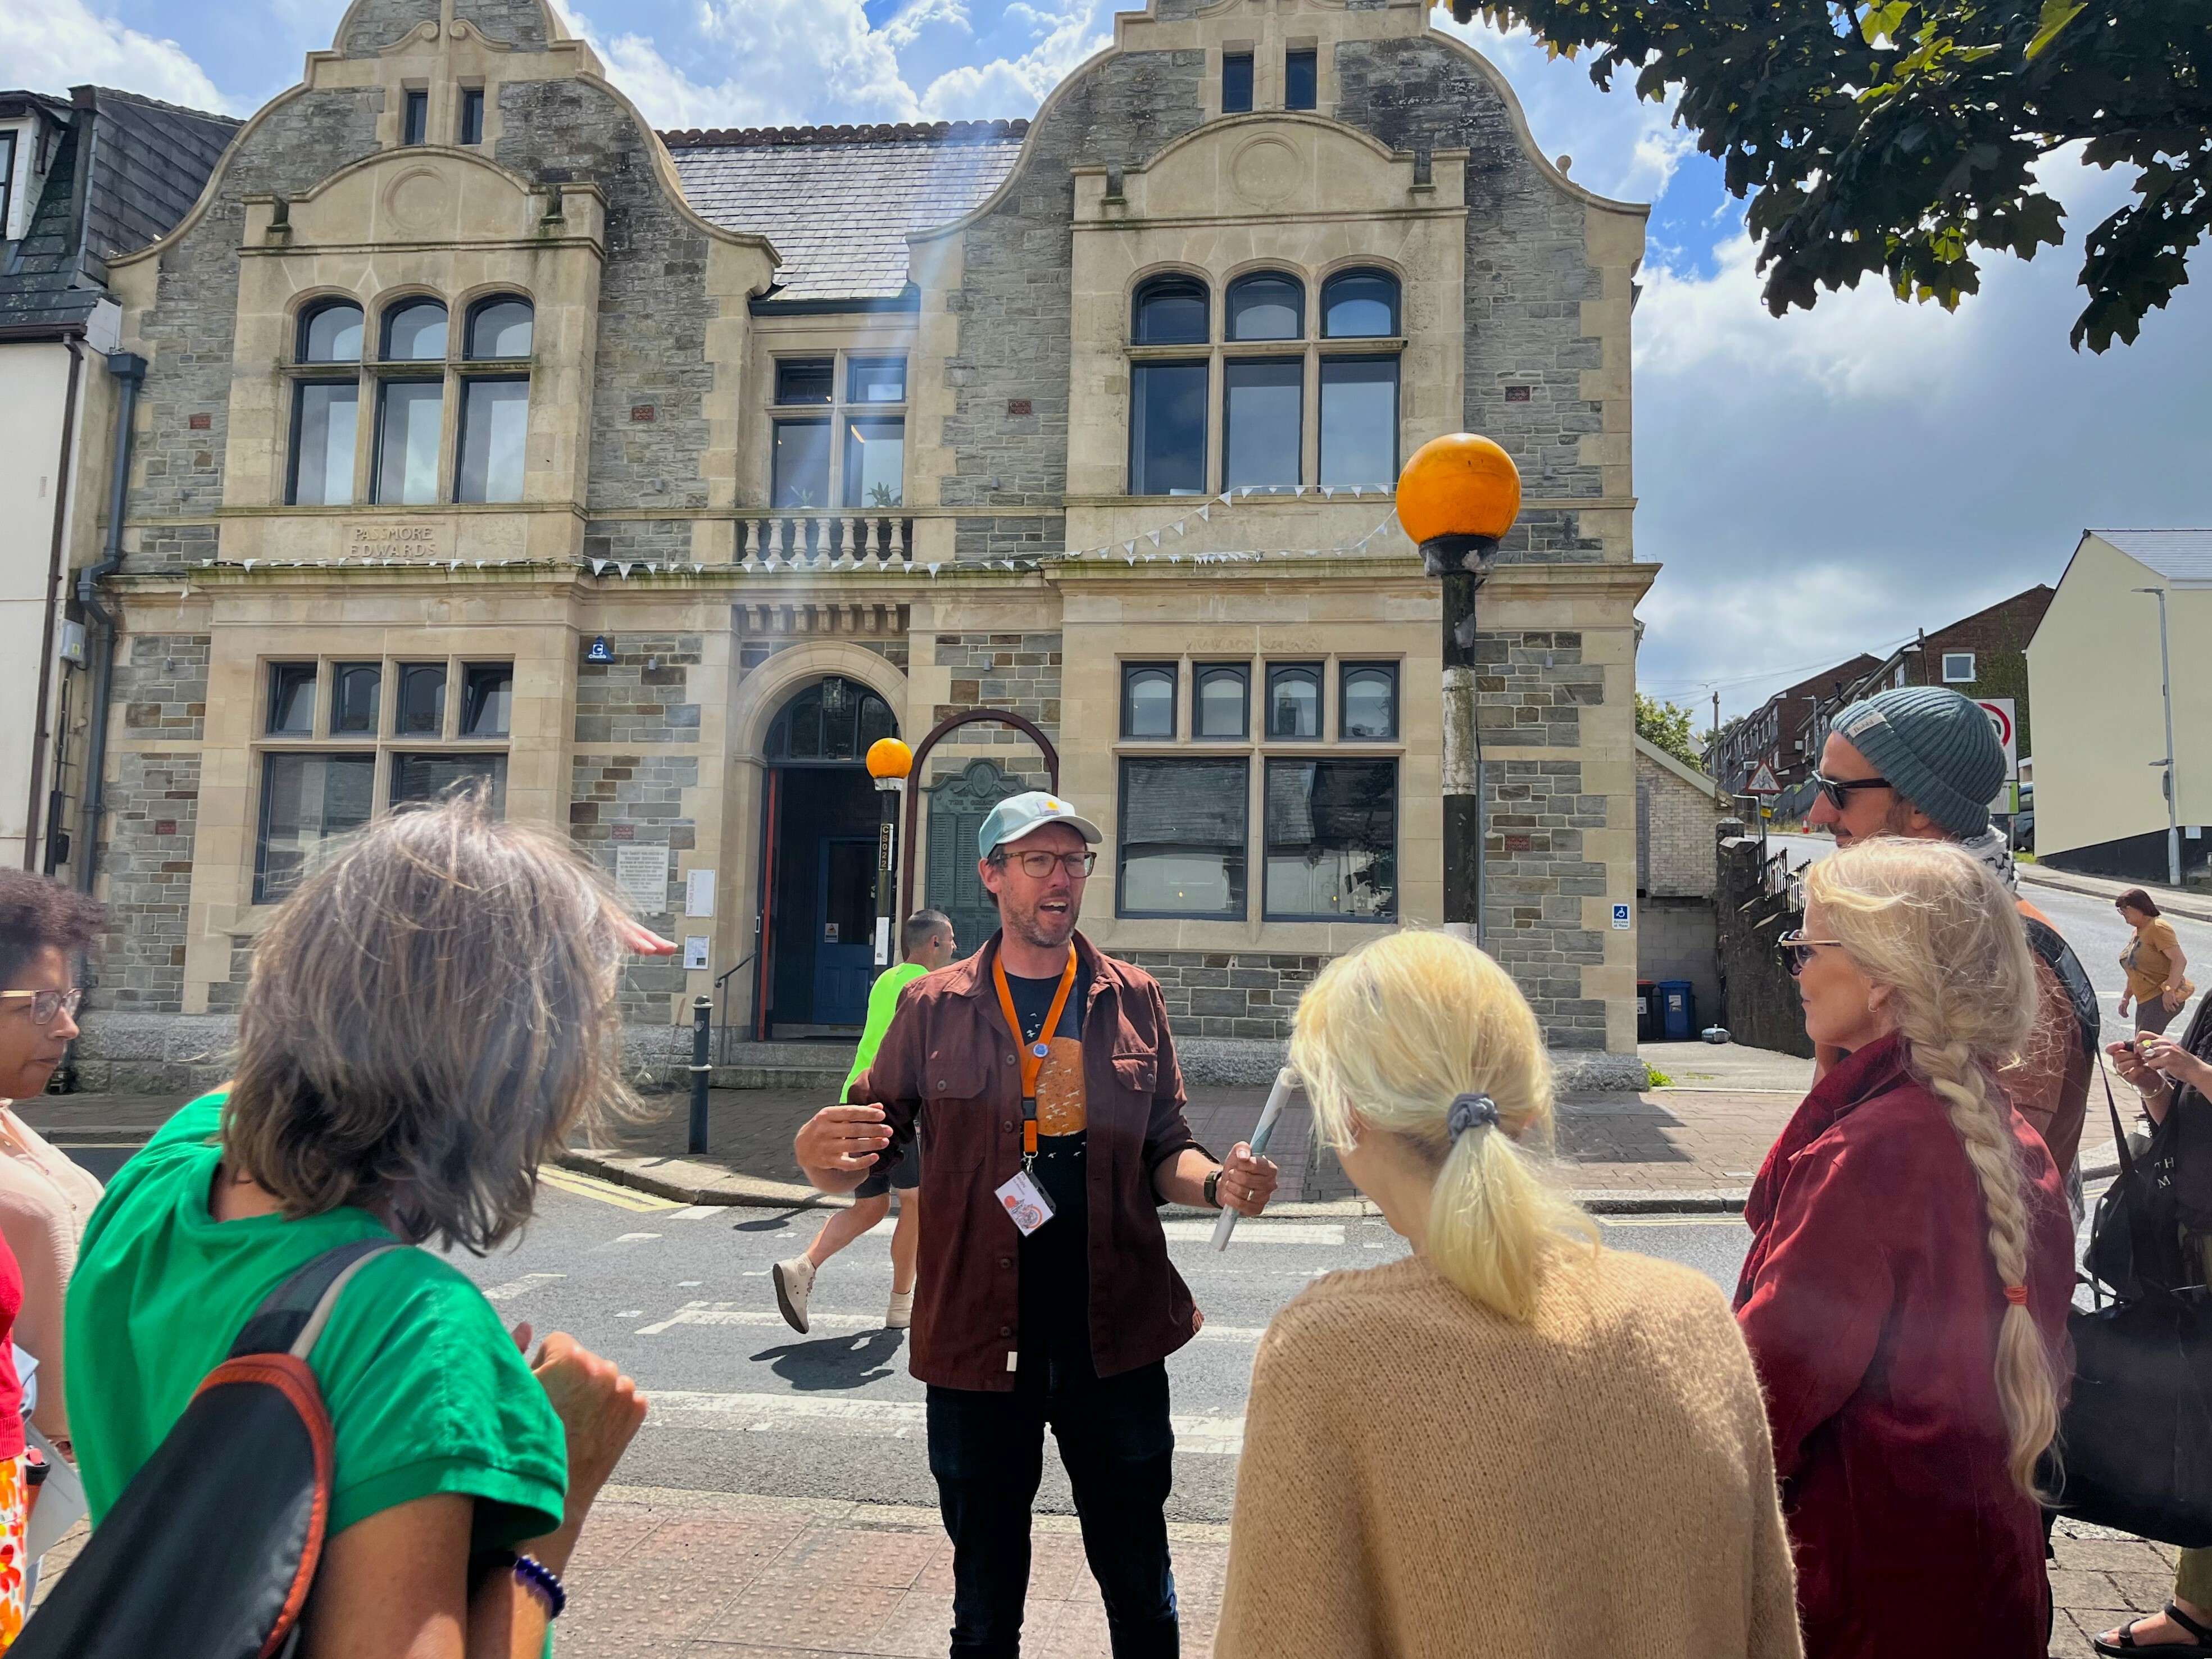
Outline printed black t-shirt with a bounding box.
[1003,964,1092,1368]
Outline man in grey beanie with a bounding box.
[1807,684,2096,1183]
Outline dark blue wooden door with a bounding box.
[812,836,877,1025]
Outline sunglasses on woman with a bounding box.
[1811,770,1892,813]
[1776,931,1845,976]
[0,988,83,1025]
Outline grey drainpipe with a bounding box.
[77,349,144,894]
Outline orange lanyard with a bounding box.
[993,946,1078,1160]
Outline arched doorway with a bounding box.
[756,676,897,1033]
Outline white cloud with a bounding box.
[0,0,235,113]
[1433,14,1690,205]
[920,0,1108,118]
[551,0,1102,130]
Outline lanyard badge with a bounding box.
[992,946,1078,1174]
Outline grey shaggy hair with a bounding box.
[222,791,637,1253]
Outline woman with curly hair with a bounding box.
[1741,838,2072,1657]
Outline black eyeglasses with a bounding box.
[1811,770,1893,813]
[1776,931,1845,976]
[992,849,1098,879]
[0,988,82,1025]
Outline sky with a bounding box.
[12,0,2209,730]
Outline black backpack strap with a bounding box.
[228,1239,401,1360]
[2023,912,2102,1063]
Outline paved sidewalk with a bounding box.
[2024,862,2212,925]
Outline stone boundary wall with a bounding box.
[1715,829,1813,1056]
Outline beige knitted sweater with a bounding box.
[1215,1248,1802,1659]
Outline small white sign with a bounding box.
[615,844,671,915]
[874,914,892,966]
[683,935,710,971]
[685,868,716,918]
[1611,902,1632,931]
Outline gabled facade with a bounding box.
[83,0,1655,1079]
[2028,533,2210,881]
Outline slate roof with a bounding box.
[2094,530,2212,585]
[662,121,1028,305]
[0,86,237,333]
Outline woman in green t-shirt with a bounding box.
[66,792,668,1657]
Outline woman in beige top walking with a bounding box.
[2116,887,2194,1038]
[1216,930,1800,1659]
[0,874,108,1450]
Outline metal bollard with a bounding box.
[688,994,711,1155]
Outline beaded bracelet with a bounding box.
[497,1551,567,1621]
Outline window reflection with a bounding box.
[1119,757,1248,919]
[1267,664,1322,739]
[467,297,533,360]
[457,378,529,503]
[1133,276,1209,346]
[1130,362,1207,495]
[382,299,448,361]
[1224,360,1301,490]
[1122,665,1176,739]
[1194,665,1248,739]
[267,664,317,735]
[1265,759,1396,919]
[1319,357,1397,488]
[373,380,443,503]
[1340,664,1398,740]
[1322,270,1398,338]
[299,302,364,363]
[1227,274,1302,341]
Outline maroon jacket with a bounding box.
[1735,1034,2073,1659]
[853,930,1210,1392]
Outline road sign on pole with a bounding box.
[1747,762,1781,796]
[1975,698,2018,813]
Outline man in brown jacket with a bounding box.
[794,790,1278,1657]
[1806,685,2095,1182]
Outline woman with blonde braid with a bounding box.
[1216,930,1801,1659]
[1739,839,2073,1658]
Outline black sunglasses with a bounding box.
[1776,931,1845,976]
[1811,770,1893,813]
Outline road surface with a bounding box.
[459,1171,1754,1522]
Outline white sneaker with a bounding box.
[773,1256,815,1333]
[885,1288,914,1329]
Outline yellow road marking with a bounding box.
[539,1165,680,1212]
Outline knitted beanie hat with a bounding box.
[1828,685,2004,839]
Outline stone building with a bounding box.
[79,0,1653,1083]
[1634,735,1729,1029]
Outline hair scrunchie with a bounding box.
[1447,1093,1500,1142]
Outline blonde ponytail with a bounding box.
[1807,840,2059,1498]
[1289,930,1595,1321]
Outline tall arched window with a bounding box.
[762,677,898,762]
[381,298,448,360]
[458,295,533,503]
[1318,270,1402,489]
[466,295,533,360]
[289,301,365,506]
[1129,275,1210,495]
[298,301,363,363]
[1131,274,1209,345]
[1226,272,1303,341]
[1321,269,1397,338]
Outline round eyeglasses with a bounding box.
[996,849,1098,879]
[0,988,83,1025]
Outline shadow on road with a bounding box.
[751,1328,905,1389]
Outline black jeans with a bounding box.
[926,1354,1178,1658]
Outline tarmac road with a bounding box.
[456,1171,1753,1524]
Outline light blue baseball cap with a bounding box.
[976,791,1103,861]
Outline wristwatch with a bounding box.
[1203,1168,1224,1209]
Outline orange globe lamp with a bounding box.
[1396,432,1521,547]
[866,736,914,781]
[1397,433,1523,946]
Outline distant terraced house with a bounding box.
[56,0,1656,1088]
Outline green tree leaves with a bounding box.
[1454,0,2211,350]
[1637,693,1707,768]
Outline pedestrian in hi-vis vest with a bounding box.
[774,910,959,1334]
[793,792,1279,1657]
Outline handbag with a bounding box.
[2051,1070,2212,1546]
[13,1238,396,1659]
